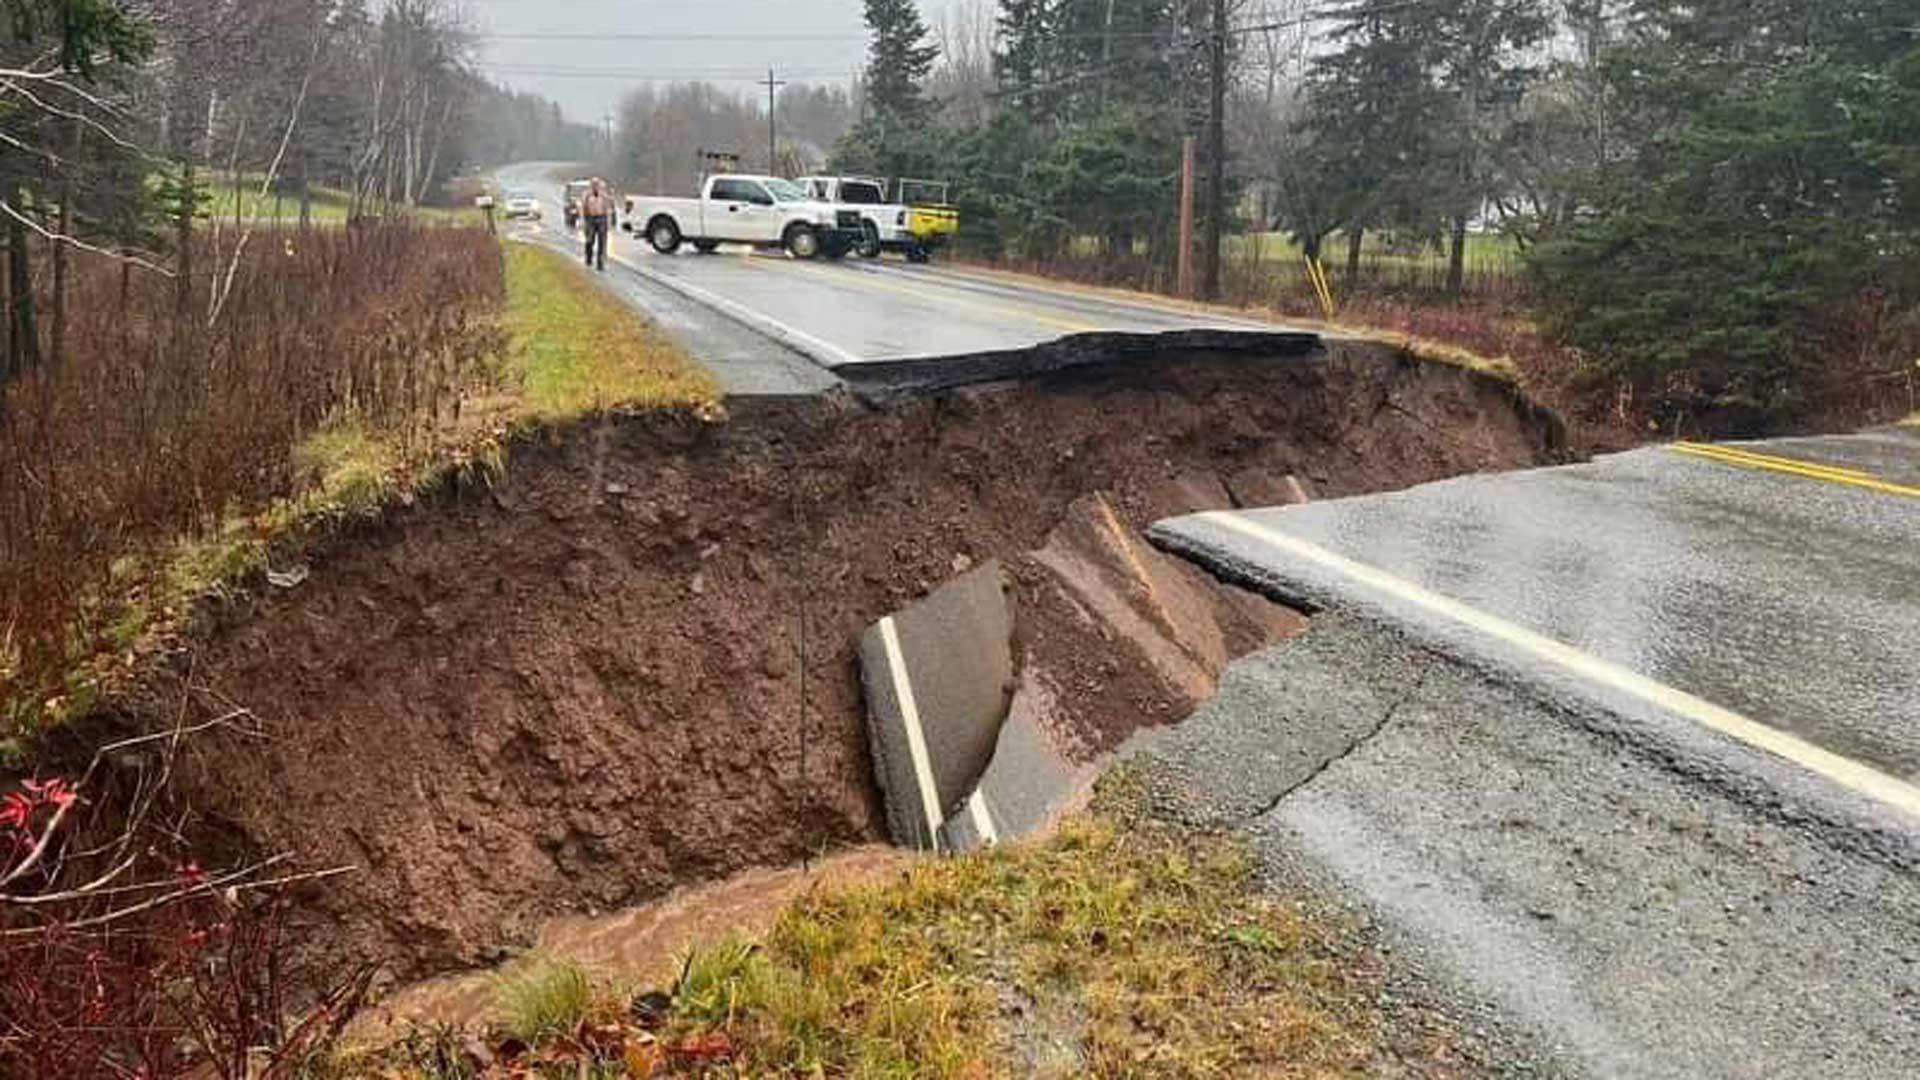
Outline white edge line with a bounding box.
[1194,512,1920,822]
[878,616,948,849]
[607,249,862,370]
[967,790,999,848]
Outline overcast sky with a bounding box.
[468,1,969,123]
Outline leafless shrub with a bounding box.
[0,222,505,725]
[0,701,368,1078]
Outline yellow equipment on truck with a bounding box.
[898,178,959,262]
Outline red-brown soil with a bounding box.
[96,343,1562,981]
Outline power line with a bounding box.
[986,1,1436,101]
[473,64,850,82]
[476,31,867,43]
[473,3,1445,48]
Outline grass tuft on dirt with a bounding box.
[496,957,598,1047]
[502,242,718,419]
[345,773,1471,1078]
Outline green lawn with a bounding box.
[1227,229,1522,271]
[200,179,350,222]
[1064,228,1521,274]
[197,176,485,227]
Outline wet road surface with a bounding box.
[1138,429,1920,1077]
[1154,429,1920,786]
[1133,617,1920,1080]
[492,163,1295,396]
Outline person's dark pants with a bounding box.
[583,214,609,270]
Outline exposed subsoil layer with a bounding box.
[113,343,1561,980]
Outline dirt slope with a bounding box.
[112,343,1561,979]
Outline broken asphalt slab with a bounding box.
[830,329,1322,406]
[860,492,1303,853]
[858,560,1016,851]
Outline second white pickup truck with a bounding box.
[623,174,862,259]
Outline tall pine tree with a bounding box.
[1298,1,1451,278]
[1531,0,1918,427]
[994,0,1057,117]
[1429,0,1551,294]
[832,0,941,179]
[861,0,940,120]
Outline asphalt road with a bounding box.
[1141,430,1920,1077]
[491,163,1293,397]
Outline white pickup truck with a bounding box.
[623,174,862,259]
[798,175,958,262]
[796,176,905,258]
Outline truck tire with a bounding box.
[857,222,882,259]
[783,223,821,260]
[647,216,682,254]
[692,240,720,254]
[906,242,931,264]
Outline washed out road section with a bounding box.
[1153,431,1920,795]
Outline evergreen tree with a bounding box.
[1297,1,1451,277]
[1530,0,1917,427]
[994,0,1056,109]
[832,0,942,181]
[861,0,940,121]
[1428,0,1552,293]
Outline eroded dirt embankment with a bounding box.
[103,343,1561,980]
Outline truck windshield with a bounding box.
[764,178,808,202]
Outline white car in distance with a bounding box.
[623,174,859,259]
[502,190,542,220]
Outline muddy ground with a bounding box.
[98,343,1562,981]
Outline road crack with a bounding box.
[1239,663,1432,825]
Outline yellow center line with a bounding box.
[1673,444,1872,484]
[1672,441,1874,480]
[1668,443,1920,499]
[750,257,1102,334]
[1195,512,1920,821]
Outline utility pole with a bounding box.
[602,111,615,157]
[1178,136,1196,298]
[761,69,787,174]
[1202,0,1227,301]
[1101,0,1118,104]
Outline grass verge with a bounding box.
[339,773,1474,1078]
[501,242,719,419]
